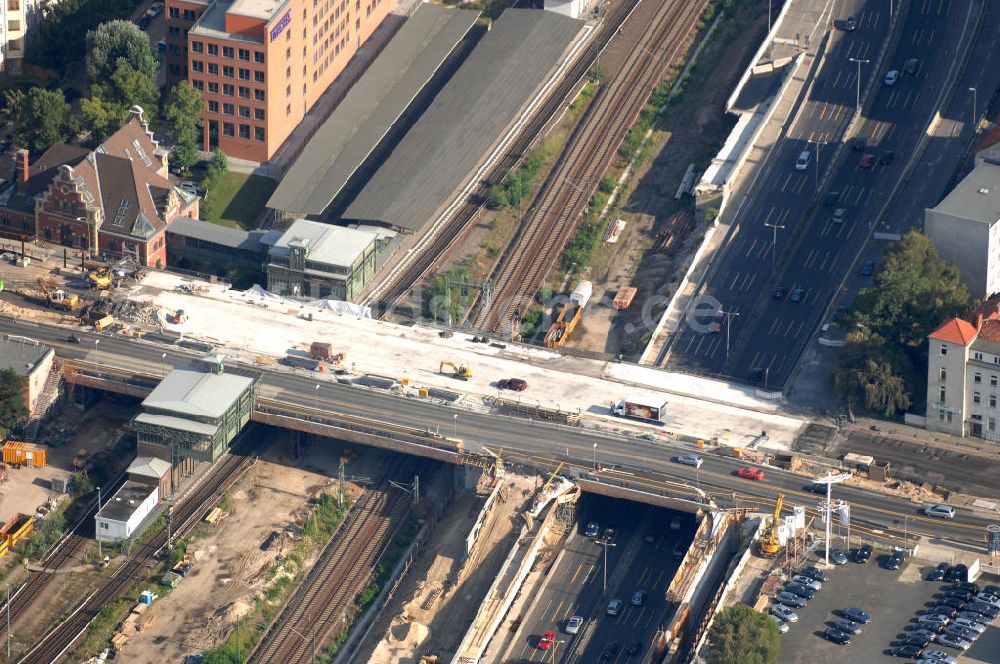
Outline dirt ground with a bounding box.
[123,432,379,663]
[361,472,538,664]
[567,0,772,357]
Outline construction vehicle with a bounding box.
[439,361,472,380]
[610,397,667,424]
[36,277,79,311]
[544,281,592,348]
[167,309,188,324]
[87,268,112,290]
[759,493,785,557]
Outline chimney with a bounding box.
[15,149,29,192]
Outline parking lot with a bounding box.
[777,552,1000,664]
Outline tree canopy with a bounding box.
[85,20,158,83]
[833,230,970,415]
[2,87,79,154]
[163,82,204,173]
[0,369,28,430]
[82,59,159,143]
[27,0,137,75]
[705,604,780,664]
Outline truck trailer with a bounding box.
[610,397,667,424]
[544,281,593,348]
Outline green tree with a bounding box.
[833,330,913,417]
[85,20,158,83]
[705,604,780,664]
[163,81,204,174]
[82,63,160,142]
[2,87,79,154]
[0,368,28,430]
[81,94,126,143]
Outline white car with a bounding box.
[675,454,703,469]
[565,615,583,634]
[924,504,956,519]
[920,651,957,664]
[936,634,970,650]
[771,604,798,623]
[951,617,986,633]
[974,593,1000,608]
[884,69,899,85]
[670,516,681,530]
[790,575,822,591]
[769,614,789,633]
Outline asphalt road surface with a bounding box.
[669,0,987,389]
[1,317,995,551]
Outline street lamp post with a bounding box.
[848,57,869,110]
[94,339,100,376]
[764,221,785,273]
[96,485,102,560]
[595,540,617,593]
[593,442,598,471]
[453,414,458,440]
[313,384,320,412]
[161,352,167,378]
[720,310,740,363]
[903,515,910,550]
[812,471,851,567]
[970,87,978,132]
[807,139,828,191]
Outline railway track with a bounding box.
[472,0,710,332]
[368,0,643,313]
[249,455,430,664]
[18,438,260,664]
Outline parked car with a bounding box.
[585,522,599,538]
[852,136,867,151]
[606,599,623,616]
[670,516,681,530]
[908,628,940,642]
[928,606,959,619]
[859,153,877,169]
[936,634,971,650]
[601,527,617,543]
[853,544,873,564]
[918,614,951,627]
[928,563,951,581]
[833,619,862,635]
[824,627,851,644]
[784,583,816,600]
[842,607,871,624]
[844,15,858,30]
[799,566,829,582]
[963,602,999,619]
[886,549,905,570]
[940,597,966,610]
[260,530,280,551]
[791,574,822,590]
[945,625,978,642]
[828,548,849,565]
[920,652,957,664]
[565,615,583,634]
[916,620,947,633]
[884,69,900,85]
[795,150,811,170]
[736,467,765,481]
[498,378,528,391]
[946,566,970,583]
[770,604,798,623]
[900,635,930,648]
[892,644,925,658]
[538,630,555,650]
[950,617,986,633]
[945,588,974,602]
[956,610,990,623]
[675,454,703,469]
[631,590,646,606]
[775,592,807,608]
[769,614,789,633]
[924,504,956,519]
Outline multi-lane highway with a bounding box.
[2,315,994,553]
[668,0,985,388]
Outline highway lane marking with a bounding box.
[550,599,565,623]
[780,173,794,192]
[570,561,585,584]
[783,320,796,338]
[794,176,806,194]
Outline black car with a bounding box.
[773,287,787,300]
[929,606,959,619]
[916,621,947,634]
[952,580,979,593]
[964,602,1000,619]
[824,628,851,645]
[852,136,867,151]
[823,190,841,206]
[885,550,904,570]
[984,584,1000,595]
[945,565,969,582]
[891,645,924,658]
[800,566,830,583]
[600,641,620,660]
[946,625,979,641]
[805,482,826,494]
[929,563,951,581]
[945,588,974,601]
[880,150,895,165]
[899,635,930,648]
[854,544,873,564]
[834,619,862,635]
[785,583,816,600]
[940,597,966,610]
[624,641,641,656]
[842,607,872,624]
[844,15,858,31]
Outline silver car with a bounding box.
[951,617,986,633]
[790,574,822,590]
[675,454,703,469]
[924,504,956,519]
[769,614,789,633]
[565,615,583,634]
[770,604,798,623]
[936,634,970,650]
[606,599,623,616]
[920,651,957,664]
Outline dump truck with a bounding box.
[36,277,79,310]
[610,397,668,424]
[544,281,592,348]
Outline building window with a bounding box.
[992,376,998,387]
[183,9,197,20]
[239,86,250,99]
[223,103,234,115]
[239,68,250,80]
[939,386,946,402]
[991,417,997,432]
[208,63,219,75]
[254,89,265,101]
[208,43,218,56]
[238,48,250,61]
[223,83,234,96]
[975,373,982,383]
[973,391,981,405]
[239,106,250,118]
[192,60,204,72]
[286,47,291,59]
[974,351,984,360]
[238,124,250,139]
[192,79,204,91]
[223,65,234,78]
[208,100,219,113]
[286,103,292,116]
[223,122,234,137]
[254,108,264,121]
[255,126,265,142]
[191,41,204,53]
[991,395,997,408]
[286,84,291,97]
[940,344,948,356]
[939,367,947,381]
[255,71,265,83]
[100,521,109,530]
[223,46,234,58]
[208,82,219,93]
[254,51,265,64]
[286,66,291,79]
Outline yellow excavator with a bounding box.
[439,360,472,380]
[759,493,784,557]
[36,277,79,311]
[87,268,112,290]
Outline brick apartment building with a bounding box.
[0,107,199,267]
[165,0,395,163]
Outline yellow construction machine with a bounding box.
[439,361,472,380]
[759,493,784,557]
[87,268,112,290]
[36,278,79,311]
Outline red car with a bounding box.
[737,467,765,481]
[538,630,555,650]
[858,153,877,169]
[498,378,528,391]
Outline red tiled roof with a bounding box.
[976,319,1000,343]
[929,318,978,345]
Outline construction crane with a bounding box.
[759,493,785,557]
[439,361,472,380]
[36,277,79,311]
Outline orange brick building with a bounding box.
[166,0,394,163]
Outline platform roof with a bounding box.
[266,4,479,217]
[141,367,252,420]
[341,9,584,234]
[99,480,158,522]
